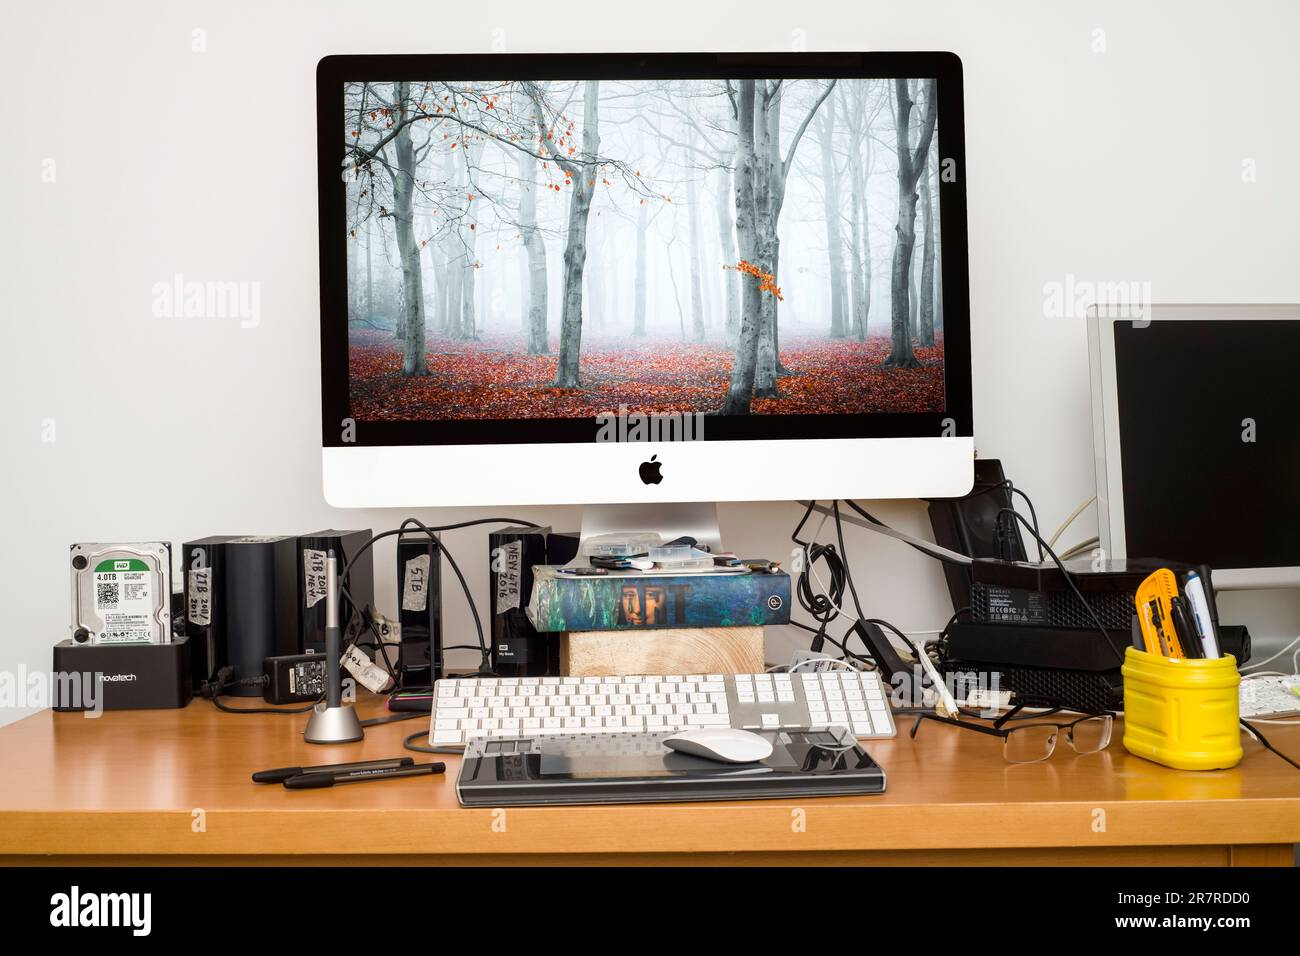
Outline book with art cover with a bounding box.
[526,566,791,633]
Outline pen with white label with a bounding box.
[1184,571,1221,659]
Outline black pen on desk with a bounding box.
[253,757,413,784]
[283,762,446,789]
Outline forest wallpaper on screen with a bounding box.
[344,77,945,420]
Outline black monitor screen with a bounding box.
[1112,319,1300,569]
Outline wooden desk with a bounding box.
[0,697,1296,866]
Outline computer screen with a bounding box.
[317,54,973,506]
[1112,317,1300,569]
[342,75,946,422]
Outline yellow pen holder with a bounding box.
[1121,647,1242,771]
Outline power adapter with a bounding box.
[263,653,328,704]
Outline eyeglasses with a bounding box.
[909,711,1113,764]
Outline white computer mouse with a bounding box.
[662,727,774,764]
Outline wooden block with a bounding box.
[559,626,764,676]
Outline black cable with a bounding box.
[825,502,935,674]
[336,516,542,680]
[337,517,542,594]
[405,518,495,676]
[1008,487,1044,561]
[790,501,848,653]
[938,606,969,642]
[865,617,934,665]
[202,668,325,714]
[831,502,869,620]
[360,711,424,728]
[1242,719,1300,772]
[211,697,322,714]
[338,590,399,684]
[930,477,1041,560]
[403,728,462,755]
[996,508,1124,667]
[926,606,969,661]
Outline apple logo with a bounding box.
[639,455,663,485]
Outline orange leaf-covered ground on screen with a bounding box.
[348,330,945,420]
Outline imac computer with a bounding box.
[316,53,974,523]
[1089,303,1300,589]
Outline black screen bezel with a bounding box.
[317,52,973,447]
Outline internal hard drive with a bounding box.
[70,542,173,644]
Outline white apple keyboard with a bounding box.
[1240,675,1300,720]
[429,670,897,749]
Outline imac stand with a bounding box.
[577,502,723,557]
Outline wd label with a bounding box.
[93,558,156,642]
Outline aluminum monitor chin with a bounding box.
[317,53,974,508]
[1088,303,1300,589]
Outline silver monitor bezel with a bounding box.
[1087,303,1300,589]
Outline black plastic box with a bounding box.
[52,637,192,711]
[223,536,300,695]
[299,529,373,654]
[489,529,579,677]
[396,532,442,687]
[181,535,237,691]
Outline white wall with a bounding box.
[3,0,1298,726]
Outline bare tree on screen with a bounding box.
[816,91,848,339]
[517,147,549,353]
[525,80,600,388]
[880,77,936,369]
[723,79,835,409]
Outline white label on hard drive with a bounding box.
[342,645,393,694]
[93,558,156,643]
[303,548,328,609]
[496,540,523,613]
[188,567,213,627]
[402,553,432,612]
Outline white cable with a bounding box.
[1241,634,1300,673]
[849,512,973,565]
[1057,536,1100,561]
[1048,494,1097,549]
[789,657,861,673]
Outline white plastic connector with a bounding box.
[342,645,394,694]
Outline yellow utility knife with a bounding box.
[1135,568,1185,658]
